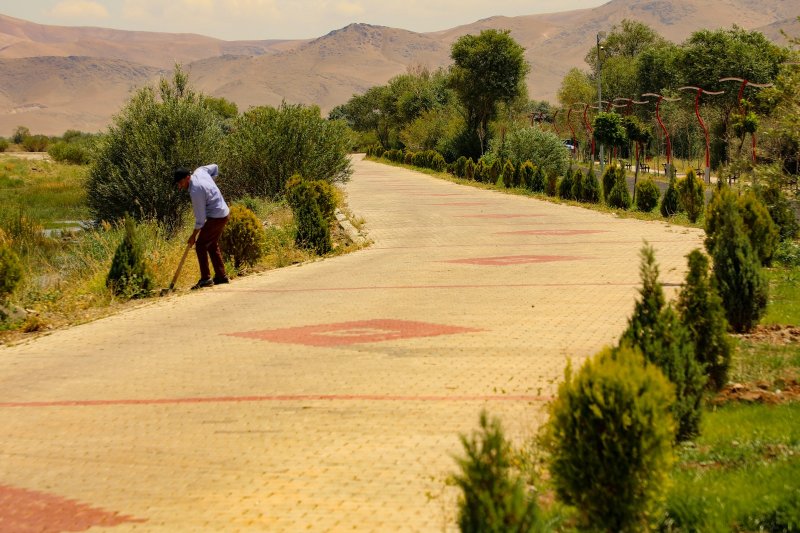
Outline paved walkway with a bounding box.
[0,155,704,532]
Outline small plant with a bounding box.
[738,189,779,266]
[582,168,601,203]
[519,161,535,189]
[220,204,266,269]
[542,345,675,532]
[0,238,23,304]
[488,159,502,184]
[465,158,476,181]
[601,163,618,202]
[677,169,704,223]
[570,167,584,201]
[707,188,768,333]
[288,180,332,255]
[557,168,574,199]
[620,244,706,441]
[607,168,631,209]
[502,161,515,188]
[106,217,154,299]
[530,166,545,193]
[455,156,468,177]
[676,250,732,391]
[454,411,541,532]
[659,175,681,217]
[635,178,660,212]
[545,174,558,197]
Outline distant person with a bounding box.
[173,164,230,289]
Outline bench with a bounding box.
[638,163,650,173]
[624,162,632,170]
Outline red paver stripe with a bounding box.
[444,255,586,266]
[495,229,609,236]
[224,281,637,293]
[226,319,482,346]
[0,394,552,409]
[458,214,544,218]
[0,484,145,532]
[428,202,489,206]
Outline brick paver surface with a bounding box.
[0,155,704,531]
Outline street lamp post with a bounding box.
[597,32,606,174]
[718,77,773,164]
[567,106,578,160]
[678,86,725,184]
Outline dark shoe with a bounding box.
[191,278,214,290]
[213,276,229,285]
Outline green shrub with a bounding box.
[545,174,558,197]
[502,161,515,188]
[220,204,266,269]
[309,180,339,223]
[676,250,732,391]
[87,66,224,232]
[677,169,704,223]
[738,190,779,266]
[570,168,584,201]
[530,166,545,193]
[488,159,502,184]
[607,170,631,209]
[774,240,800,267]
[47,141,93,165]
[759,179,799,241]
[430,151,447,172]
[620,245,706,441]
[488,125,569,179]
[465,158,476,180]
[517,161,534,189]
[634,178,660,212]
[454,411,541,532]
[106,217,154,299]
[21,134,49,152]
[601,163,617,202]
[582,168,601,203]
[557,168,573,199]
[0,137,9,152]
[474,159,486,182]
[543,345,675,532]
[660,175,681,217]
[707,188,768,333]
[220,102,352,201]
[455,156,468,177]
[289,180,331,255]
[0,241,23,303]
[404,151,414,165]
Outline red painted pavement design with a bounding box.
[458,214,544,219]
[444,255,586,266]
[429,202,489,206]
[495,229,609,236]
[226,318,483,347]
[0,484,145,532]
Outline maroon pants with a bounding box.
[196,216,228,280]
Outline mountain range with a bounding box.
[0,0,797,135]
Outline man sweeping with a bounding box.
[173,164,230,289]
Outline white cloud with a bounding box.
[49,0,109,19]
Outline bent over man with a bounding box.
[173,164,230,289]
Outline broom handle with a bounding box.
[168,242,193,290]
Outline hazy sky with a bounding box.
[2,0,609,40]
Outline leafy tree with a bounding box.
[454,411,541,532]
[488,126,569,179]
[557,68,595,108]
[220,103,352,200]
[11,126,30,144]
[86,65,224,232]
[202,96,238,120]
[593,112,627,162]
[450,30,529,157]
[677,169,704,223]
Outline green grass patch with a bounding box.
[763,265,800,326]
[663,402,800,532]
[730,339,800,385]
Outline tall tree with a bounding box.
[449,29,529,157]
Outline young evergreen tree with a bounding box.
[738,190,779,266]
[530,166,545,193]
[582,168,601,203]
[676,250,732,391]
[502,160,515,188]
[708,191,768,332]
[607,168,632,209]
[620,244,706,441]
[660,175,681,217]
[602,163,618,203]
[106,217,154,299]
[570,167,584,201]
[677,169,704,223]
[558,168,574,199]
[454,411,541,532]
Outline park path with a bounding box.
[0,155,703,532]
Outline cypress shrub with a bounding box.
[676,250,732,391]
[677,169,704,223]
[488,159,502,184]
[289,180,332,255]
[106,217,154,299]
[545,174,558,197]
[739,190,779,266]
[708,190,768,333]
[558,168,574,199]
[309,180,340,223]
[502,161,515,188]
[570,167,584,201]
[601,163,618,202]
[582,168,601,203]
[455,156,468,178]
[660,175,681,217]
[530,166,545,193]
[543,345,675,532]
[475,159,486,183]
[635,178,660,212]
[620,245,706,441]
[0,239,23,303]
[465,158,476,181]
[454,411,541,532]
[519,161,535,189]
[760,180,799,241]
[404,151,414,165]
[607,170,631,209]
[220,204,266,269]
[430,152,447,172]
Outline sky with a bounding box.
[1,0,609,41]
